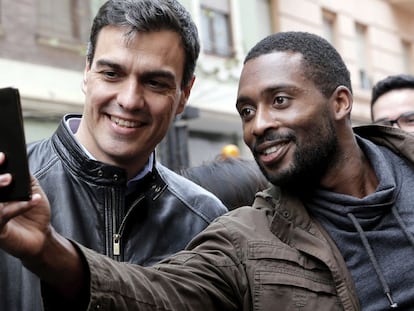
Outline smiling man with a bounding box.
[77,27,188,179]
[2,31,414,311]
[0,1,226,311]
[236,51,339,191]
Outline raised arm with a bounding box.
[0,148,244,310]
[0,152,88,306]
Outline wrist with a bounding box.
[22,227,87,301]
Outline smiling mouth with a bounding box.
[254,141,291,166]
[110,116,140,128]
[261,142,289,155]
[263,145,279,155]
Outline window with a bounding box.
[355,23,371,89]
[36,0,90,50]
[322,9,336,45]
[200,0,233,57]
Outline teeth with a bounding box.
[111,116,139,128]
[263,146,279,155]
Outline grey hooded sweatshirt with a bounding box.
[308,135,414,310]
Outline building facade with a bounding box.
[0,0,413,166]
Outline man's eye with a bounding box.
[103,71,118,78]
[146,79,172,92]
[148,80,164,87]
[239,107,255,119]
[399,112,414,125]
[405,115,414,123]
[274,96,288,105]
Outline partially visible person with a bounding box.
[180,156,269,210]
[4,31,414,311]
[0,1,226,311]
[371,74,414,132]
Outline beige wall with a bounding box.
[2,0,413,158]
[269,0,414,124]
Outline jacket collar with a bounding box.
[52,114,163,195]
[254,187,317,244]
[353,124,414,161]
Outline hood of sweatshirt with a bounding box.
[306,135,414,310]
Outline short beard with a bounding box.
[257,117,338,196]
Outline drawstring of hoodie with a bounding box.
[347,213,398,309]
[391,206,414,249]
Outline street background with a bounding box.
[0,0,413,170]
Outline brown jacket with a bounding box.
[75,125,414,311]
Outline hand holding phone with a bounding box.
[0,87,31,201]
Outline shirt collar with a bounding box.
[65,116,153,185]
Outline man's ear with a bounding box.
[81,60,91,94]
[176,76,196,115]
[331,85,353,121]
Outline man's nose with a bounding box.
[251,105,278,136]
[117,80,144,111]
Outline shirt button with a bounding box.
[97,170,104,177]
[113,174,119,181]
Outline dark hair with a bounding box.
[370,74,414,120]
[87,0,200,88]
[180,157,269,211]
[244,31,352,98]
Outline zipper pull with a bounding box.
[113,233,121,256]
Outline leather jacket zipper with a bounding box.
[112,195,144,257]
[113,233,121,256]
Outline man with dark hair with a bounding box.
[2,31,414,310]
[0,1,226,310]
[371,74,414,132]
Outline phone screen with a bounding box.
[0,87,31,201]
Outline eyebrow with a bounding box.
[95,59,123,71]
[95,59,176,81]
[142,70,176,82]
[236,84,302,108]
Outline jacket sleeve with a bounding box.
[81,219,247,311]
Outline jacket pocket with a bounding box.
[247,241,342,311]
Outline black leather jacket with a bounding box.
[0,114,227,311]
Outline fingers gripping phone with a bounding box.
[0,87,31,202]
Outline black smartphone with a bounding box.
[0,87,31,202]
